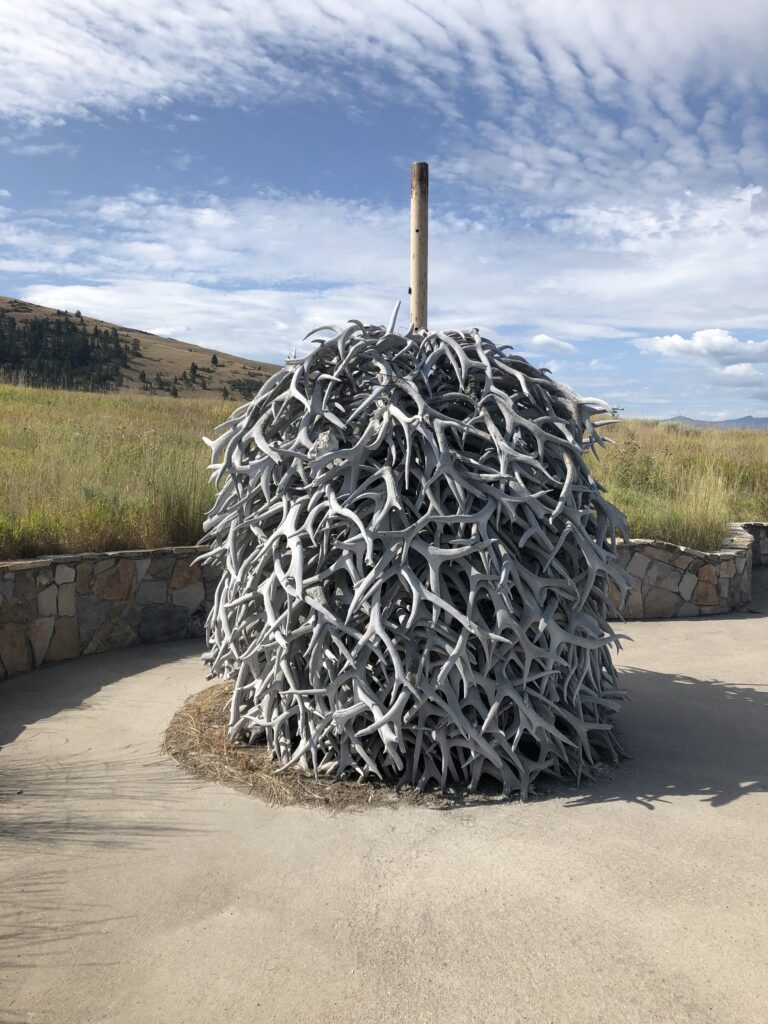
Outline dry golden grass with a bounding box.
[590,419,768,551]
[164,684,616,808]
[0,383,229,559]
[1,380,766,561]
[164,681,470,810]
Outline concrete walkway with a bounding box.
[2,572,767,1024]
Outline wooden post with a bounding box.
[409,161,428,330]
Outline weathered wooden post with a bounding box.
[409,161,428,330]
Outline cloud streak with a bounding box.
[1,2,766,418]
[637,329,768,365]
[2,2,767,207]
[0,185,764,351]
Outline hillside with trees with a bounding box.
[0,296,280,399]
[0,307,132,390]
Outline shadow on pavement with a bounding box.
[0,639,204,751]
[562,664,768,810]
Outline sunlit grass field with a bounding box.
[587,418,768,551]
[0,384,228,560]
[1,383,766,559]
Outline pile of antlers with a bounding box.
[201,318,628,798]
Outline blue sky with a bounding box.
[1,1,767,418]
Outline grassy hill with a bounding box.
[0,295,280,401]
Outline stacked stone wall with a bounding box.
[611,524,753,619]
[742,523,768,567]
[0,547,217,678]
[1,523,764,677]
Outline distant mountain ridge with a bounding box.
[664,415,768,430]
[0,295,281,400]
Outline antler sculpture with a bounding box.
[201,319,629,798]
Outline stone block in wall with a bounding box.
[625,586,644,618]
[58,582,76,616]
[643,587,682,618]
[29,617,55,667]
[679,572,697,603]
[76,562,92,594]
[38,584,57,617]
[36,567,53,588]
[45,617,79,663]
[646,563,682,591]
[147,556,176,580]
[13,572,37,603]
[136,580,167,604]
[626,552,650,577]
[84,614,137,656]
[170,561,202,589]
[720,559,736,578]
[77,594,111,646]
[693,579,718,606]
[697,563,717,585]
[91,560,136,601]
[0,587,34,625]
[54,564,76,584]
[0,622,32,674]
[172,583,205,609]
[137,604,189,643]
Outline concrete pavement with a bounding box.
[2,572,767,1023]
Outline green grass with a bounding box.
[0,384,230,560]
[588,419,768,551]
[1,383,766,559]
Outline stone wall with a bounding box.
[742,523,768,567]
[0,523,762,677]
[612,524,753,619]
[0,547,217,679]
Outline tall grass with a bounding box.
[588,419,768,551]
[0,384,230,560]
[1,384,766,559]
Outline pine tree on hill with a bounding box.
[0,310,130,390]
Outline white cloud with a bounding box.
[0,186,766,360]
[717,363,764,379]
[1,2,767,210]
[637,329,768,365]
[0,188,10,197]
[2,3,765,117]
[527,334,576,353]
[0,137,77,157]
[19,279,398,362]
[0,4,765,422]
[713,363,766,395]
